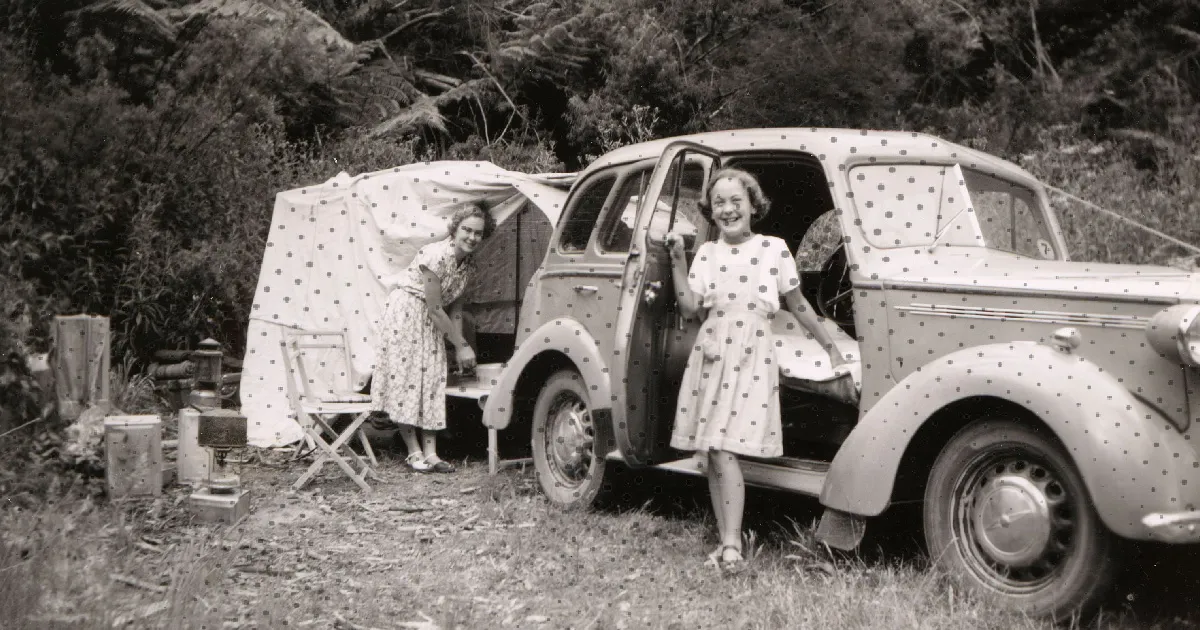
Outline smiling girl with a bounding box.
[664,168,849,571]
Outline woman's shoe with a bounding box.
[424,456,456,473]
[405,452,431,472]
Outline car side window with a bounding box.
[849,164,945,248]
[597,167,652,254]
[558,174,617,254]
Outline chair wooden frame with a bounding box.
[280,329,378,492]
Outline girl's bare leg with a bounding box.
[706,450,729,563]
[711,450,745,559]
[707,450,728,544]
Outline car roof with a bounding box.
[576,127,1034,185]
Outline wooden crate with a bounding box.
[104,415,163,499]
[51,315,111,421]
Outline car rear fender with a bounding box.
[821,341,1200,539]
[481,318,613,431]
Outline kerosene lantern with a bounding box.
[188,407,251,523]
[188,338,223,410]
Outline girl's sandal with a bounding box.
[718,545,747,575]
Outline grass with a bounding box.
[5,431,1198,630]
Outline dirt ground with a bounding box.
[92,436,739,630]
[23,417,1200,630]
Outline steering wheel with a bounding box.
[817,244,855,330]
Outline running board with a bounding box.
[606,451,828,497]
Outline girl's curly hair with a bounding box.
[447,201,497,240]
[696,168,772,225]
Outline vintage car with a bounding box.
[472,128,1200,619]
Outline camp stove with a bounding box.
[188,408,250,524]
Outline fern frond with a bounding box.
[78,0,178,43]
[343,0,405,35]
[414,69,463,91]
[369,96,446,138]
[166,0,357,54]
[492,7,602,79]
[432,77,491,107]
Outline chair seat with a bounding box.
[321,391,371,404]
[299,400,373,414]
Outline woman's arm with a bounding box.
[450,300,466,341]
[421,267,477,370]
[783,286,848,371]
[421,267,469,348]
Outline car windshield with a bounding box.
[849,163,1059,259]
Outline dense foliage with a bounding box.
[1,0,1199,428]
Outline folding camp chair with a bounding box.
[280,330,378,492]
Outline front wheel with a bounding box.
[923,419,1117,621]
[532,370,613,509]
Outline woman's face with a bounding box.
[709,177,754,240]
[453,215,486,255]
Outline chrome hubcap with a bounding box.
[973,475,1052,567]
[546,393,593,485]
[955,454,1074,592]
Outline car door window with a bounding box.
[597,167,652,254]
[558,174,617,254]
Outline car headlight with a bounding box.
[1146,304,1200,366]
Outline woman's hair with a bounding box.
[447,201,497,240]
[696,168,771,224]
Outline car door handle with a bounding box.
[573,285,599,294]
[643,280,662,305]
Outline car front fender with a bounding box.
[481,318,613,431]
[821,341,1200,540]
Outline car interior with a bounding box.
[712,153,862,459]
[723,154,854,338]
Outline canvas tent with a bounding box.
[240,161,574,448]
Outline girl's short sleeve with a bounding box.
[687,242,712,300]
[772,238,802,295]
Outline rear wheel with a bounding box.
[923,419,1117,621]
[532,370,612,508]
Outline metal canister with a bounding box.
[177,407,210,485]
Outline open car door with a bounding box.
[611,142,718,466]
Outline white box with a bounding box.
[104,415,162,499]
